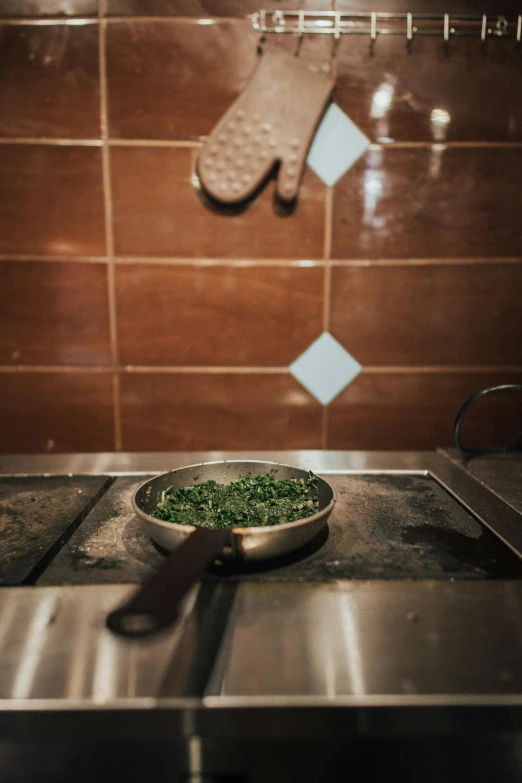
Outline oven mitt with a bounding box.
[196,46,334,204]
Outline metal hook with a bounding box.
[496,15,508,36]
[406,12,414,51]
[369,11,378,54]
[480,13,488,45]
[443,13,452,53]
[251,9,522,49]
[333,10,341,57]
[295,9,305,56]
[272,9,285,30]
[256,9,267,54]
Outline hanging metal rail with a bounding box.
[251,10,522,45]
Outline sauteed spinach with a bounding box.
[152,471,319,530]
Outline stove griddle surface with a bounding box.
[0,476,111,585]
[38,476,161,586]
[38,474,522,585]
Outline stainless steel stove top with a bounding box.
[27,472,522,586]
[0,450,521,744]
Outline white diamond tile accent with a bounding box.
[307,103,370,187]
[289,332,362,406]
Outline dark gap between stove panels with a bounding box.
[38,475,162,586]
[0,476,114,586]
[157,580,238,699]
[38,474,522,585]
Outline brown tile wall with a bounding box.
[0,1,520,453]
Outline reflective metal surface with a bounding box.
[253,10,522,43]
[0,449,520,744]
[430,453,522,561]
[443,449,522,515]
[207,581,522,700]
[0,580,520,710]
[0,450,434,477]
[0,584,197,702]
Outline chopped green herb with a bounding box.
[152,471,319,530]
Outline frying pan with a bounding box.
[107,461,336,638]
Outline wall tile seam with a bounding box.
[3,256,522,266]
[1,365,521,374]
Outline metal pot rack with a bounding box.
[251,9,522,46]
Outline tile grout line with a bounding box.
[99,0,122,452]
[0,18,98,25]
[0,254,107,263]
[110,139,203,147]
[321,405,329,449]
[0,138,202,147]
[0,365,521,375]
[103,16,248,23]
[120,366,291,374]
[115,257,326,266]
[322,186,333,332]
[0,16,250,24]
[327,0,337,438]
[2,137,522,149]
[364,366,522,374]
[322,263,332,332]
[0,366,290,374]
[2,253,522,267]
[321,188,332,449]
[0,254,327,266]
[0,136,202,149]
[321,178,335,451]
[0,365,113,374]
[0,138,103,146]
[367,141,522,149]
[112,370,122,449]
[328,257,522,267]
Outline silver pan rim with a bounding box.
[132,460,336,538]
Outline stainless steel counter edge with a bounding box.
[441,448,522,515]
[0,450,438,477]
[1,693,522,711]
[202,694,522,707]
[2,700,522,741]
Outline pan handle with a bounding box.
[106,527,230,638]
